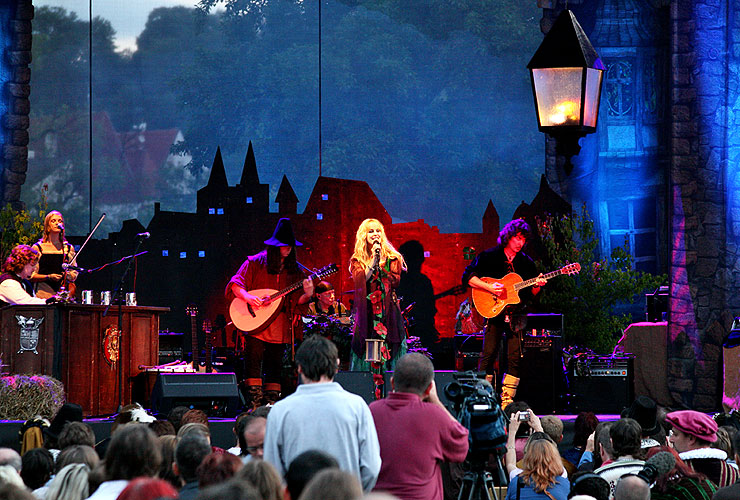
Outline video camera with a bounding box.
[444,371,508,457]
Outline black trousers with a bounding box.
[243,335,284,384]
[479,320,521,378]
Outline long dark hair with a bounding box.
[266,245,298,275]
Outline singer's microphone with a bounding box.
[62,263,86,272]
[58,224,64,231]
[136,232,150,239]
[636,451,675,484]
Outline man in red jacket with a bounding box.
[370,353,469,500]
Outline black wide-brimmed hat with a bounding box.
[45,402,83,440]
[626,395,659,435]
[264,218,302,247]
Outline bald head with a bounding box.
[392,353,434,395]
[0,448,21,472]
[614,475,650,500]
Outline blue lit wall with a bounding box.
[0,3,14,197]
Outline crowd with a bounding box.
[2,336,740,500]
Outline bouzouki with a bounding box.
[230,263,339,334]
[186,304,203,371]
[472,262,581,318]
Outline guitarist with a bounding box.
[461,219,547,408]
[226,218,314,409]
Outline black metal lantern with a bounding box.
[527,9,605,172]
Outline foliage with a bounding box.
[0,188,48,263]
[536,206,666,353]
[0,374,65,420]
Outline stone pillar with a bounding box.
[2,0,33,208]
[667,0,730,411]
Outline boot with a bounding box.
[263,383,281,406]
[500,373,520,410]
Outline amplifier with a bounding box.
[522,336,557,350]
[571,355,633,377]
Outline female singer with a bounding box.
[349,218,407,371]
[30,211,77,298]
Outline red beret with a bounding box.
[666,410,717,442]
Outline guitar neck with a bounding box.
[268,267,333,301]
[190,318,198,365]
[514,268,566,291]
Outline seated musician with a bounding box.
[0,245,52,305]
[307,281,349,323]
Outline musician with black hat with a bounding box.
[226,218,314,409]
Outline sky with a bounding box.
[38,0,206,52]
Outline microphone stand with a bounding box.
[103,235,148,413]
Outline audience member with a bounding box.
[713,429,740,499]
[148,419,176,437]
[87,423,162,500]
[369,353,468,500]
[117,477,178,500]
[0,483,35,500]
[54,444,99,472]
[563,413,599,469]
[567,471,609,500]
[504,401,535,461]
[645,445,718,500]
[157,434,181,489]
[667,410,739,487]
[0,448,22,472]
[284,449,340,500]
[624,396,664,452]
[238,458,284,500]
[594,419,644,499]
[196,451,242,488]
[174,432,212,500]
[20,447,53,491]
[45,463,90,500]
[242,415,266,462]
[44,403,83,456]
[57,421,96,450]
[298,468,363,500]
[505,410,549,480]
[712,427,733,462]
[181,409,210,427]
[578,422,613,471]
[194,478,261,500]
[0,464,25,488]
[612,475,649,500]
[264,335,381,491]
[167,406,190,433]
[178,423,211,442]
[504,439,570,500]
[541,415,575,475]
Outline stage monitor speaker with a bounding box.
[568,356,634,414]
[151,372,240,417]
[517,336,565,414]
[335,371,377,404]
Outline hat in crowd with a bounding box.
[315,281,334,294]
[264,218,302,247]
[45,403,83,440]
[666,410,718,442]
[626,396,659,436]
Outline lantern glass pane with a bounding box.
[532,68,584,127]
[583,68,603,128]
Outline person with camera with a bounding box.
[504,410,570,499]
[369,353,469,500]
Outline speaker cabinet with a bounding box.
[517,336,565,414]
[334,371,377,404]
[568,356,634,414]
[151,372,240,417]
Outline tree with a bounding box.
[536,206,666,353]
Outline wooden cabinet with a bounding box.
[1,304,168,416]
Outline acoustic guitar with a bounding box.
[472,263,581,318]
[230,263,338,334]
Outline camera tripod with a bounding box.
[457,455,506,500]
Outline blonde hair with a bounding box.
[42,211,65,242]
[519,439,563,493]
[349,218,406,272]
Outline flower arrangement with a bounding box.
[0,374,65,420]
